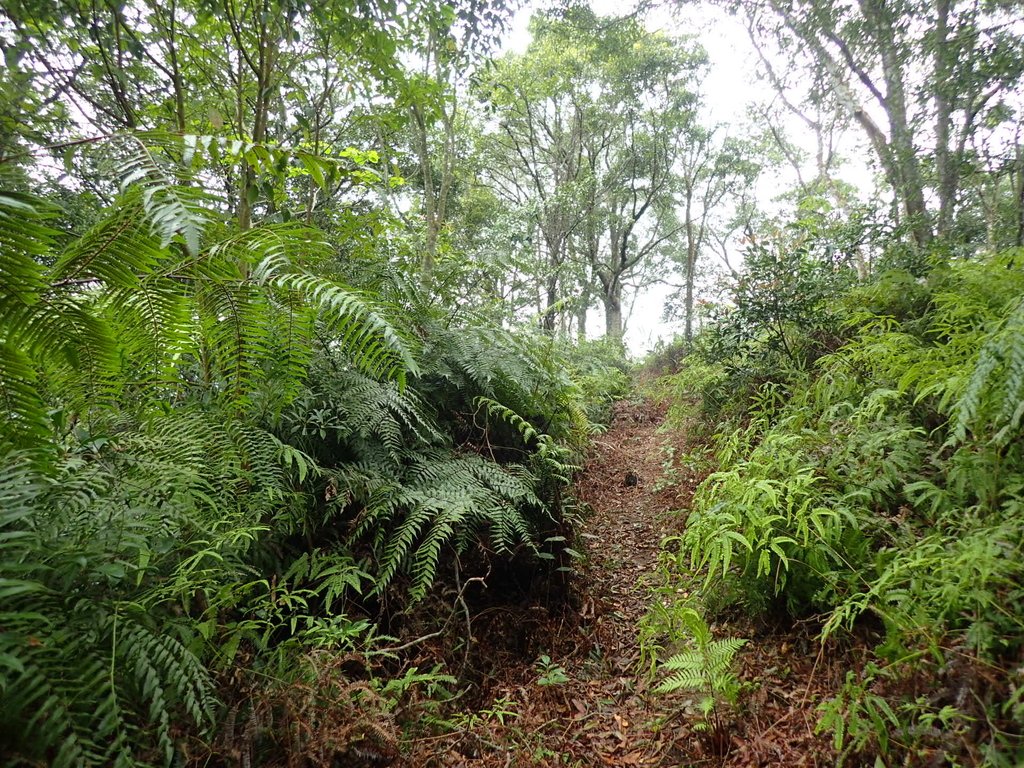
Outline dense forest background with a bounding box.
[2,0,1024,764]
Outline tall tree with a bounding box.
[1,0,464,221]
[677,128,763,342]
[480,13,590,333]
[481,9,704,340]
[394,2,511,286]
[728,0,1024,248]
[585,17,702,341]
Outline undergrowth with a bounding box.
[648,250,1024,765]
[0,136,625,766]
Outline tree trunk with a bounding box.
[684,266,695,343]
[236,1,275,233]
[859,0,931,248]
[770,0,933,249]
[1015,142,1024,247]
[163,0,186,133]
[417,30,440,283]
[934,0,956,237]
[542,273,558,333]
[684,190,697,343]
[603,287,623,342]
[576,282,589,343]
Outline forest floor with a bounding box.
[403,397,858,767]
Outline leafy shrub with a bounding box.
[660,251,1024,764]
[682,429,868,614]
[651,359,729,431]
[565,338,632,426]
[817,662,979,766]
[0,136,595,765]
[0,449,218,767]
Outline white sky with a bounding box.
[498,0,877,354]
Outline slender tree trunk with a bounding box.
[411,102,440,283]
[577,282,589,343]
[540,227,565,333]
[684,275,695,343]
[542,273,558,333]
[684,191,697,343]
[164,0,186,133]
[1015,142,1024,247]
[236,2,275,232]
[934,0,956,237]
[769,0,932,249]
[233,48,249,228]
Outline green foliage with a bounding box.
[704,225,857,368]
[418,319,592,453]
[0,130,596,765]
[677,254,1024,618]
[651,358,730,430]
[271,312,589,604]
[353,450,546,600]
[478,9,708,341]
[684,440,859,614]
[952,289,1024,446]
[562,338,632,426]
[661,252,1024,763]
[653,607,746,730]
[0,451,217,767]
[535,654,570,686]
[817,663,975,766]
[816,666,902,763]
[0,0,648,758]
[1,150,416,453]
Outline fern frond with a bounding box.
[247,227,418,383]
[0,192,71,452]
[0,341,50,448]
[0,454,217,767]
[953,297,1024,445]
[116,135,207,255]
[351,450,547,601]
[654,608,746,704]
[655,665,708,694]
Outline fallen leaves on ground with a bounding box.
[401,398,864,767]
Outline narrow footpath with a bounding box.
[408,398,843,767]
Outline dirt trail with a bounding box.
[563,397,691,765]
[407,398,841,767]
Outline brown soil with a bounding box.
[402,398,855,768]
